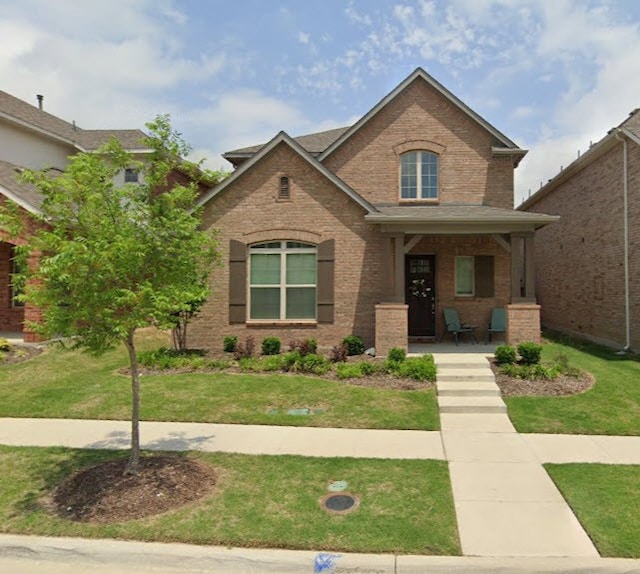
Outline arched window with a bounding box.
[400,151,438,200]
[249,241,317,320]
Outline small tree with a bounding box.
[170,295,206,352]
[4,115,218,474]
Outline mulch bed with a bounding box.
[0,344,43,365]
[46,455,217,523]
[490,362,595,397]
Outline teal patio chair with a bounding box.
[484,307,506,344]
[442,308,477,346]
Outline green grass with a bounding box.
[545,463,640,558]
[505,332,640,435]
[0,445,460,555]
[0,331,439,430]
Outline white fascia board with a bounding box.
[0,185,42,215]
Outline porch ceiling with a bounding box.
[365,204,559,234]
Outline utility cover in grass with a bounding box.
[321,492,359,514]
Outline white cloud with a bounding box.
[345,3,372,26]
[298,32,310,45]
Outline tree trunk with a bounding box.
[124,330,141,475]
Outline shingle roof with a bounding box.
[366,204,558,229]
[223,126,351,157]
[621,108,640,139]
[0,159,44,213]
[0,90,146,151]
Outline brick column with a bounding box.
[375,303,408,356]
[506,303,541,345]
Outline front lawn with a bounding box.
[505,332,640,435]
[0,445,460,555]
[546,463,640,558]
[0,331,439,430]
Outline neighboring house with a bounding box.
[0,91,198,341]
[191,68,558,354]
[520,109,640,352]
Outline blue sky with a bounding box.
[1,0,639,204]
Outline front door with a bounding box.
[406,255,436,337]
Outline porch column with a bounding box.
[392,233,405,302]
[509,231,535,303]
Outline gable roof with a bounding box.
[0,159,44,214]
[319,68,524,162]
[196,131,377,213]
[0,90,147,152]
[519,108,640,211]
[222,126,351,164]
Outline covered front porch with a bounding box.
[365,205,559,356]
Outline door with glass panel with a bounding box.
[405,255,436,337]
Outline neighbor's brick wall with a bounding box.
[526,141,640,350]
[375,303,408,356]
[190,142,388,352]
[409,235,511,342]
[323,79,515,209]
[506,304,541,345]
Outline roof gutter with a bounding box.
[615,129,631,352]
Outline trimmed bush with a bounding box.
[0,338,10,352]
[517,342,543,365]
[296,353,330,375]
[387,347,406,363]
[330,343,348,363]
[343,335,365,356]
[223,336,238,353]
[495,344,517,365]
[261,337,281,356]
[261,354,288,371]
[500,362,561,381]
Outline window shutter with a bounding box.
[475,255,495,298]
[229,239,247,323]
[317,239,335,323]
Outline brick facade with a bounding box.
[525,136,640,350]
[192,71,545,354]
[506,304,541,345]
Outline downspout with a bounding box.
[615,130,631,352]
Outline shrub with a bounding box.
[138,347,207,370]
[0,338,10,352]
[223,336,238,353]
[238,357,261,372]
[495,344,517,365]
[517,342,543,365]
[261,337,281,356]
[330,343,348,363]
[387,347,406,363]
[234,336,256,360]
[261,355,287,371]
[336,363,363,379]
[500,362,560,380]
[342,335,365,356]
[296,353,330,375]
[395,355,436,381]
[289,338,317,356]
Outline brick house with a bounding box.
[520,109,640,351]
[191,68,558,354]
[0,91,180,341]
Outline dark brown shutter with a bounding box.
[475,255,495,298]
[317,239,335,323]
[229,239,247,323]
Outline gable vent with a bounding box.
[279,176,290,200]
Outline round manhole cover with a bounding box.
[320,492,360,514]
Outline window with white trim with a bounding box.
[400,151,438,200]
[249,241,317,320]
[455,256,474,296]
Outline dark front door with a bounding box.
[406,255,436,337]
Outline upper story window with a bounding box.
[249,241,317,320]
[124,168,139,183]
[400,151,438,200]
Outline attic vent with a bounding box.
[279,176,290,200]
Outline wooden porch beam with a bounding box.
[492,234,511,253]
[404,234,422,254]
